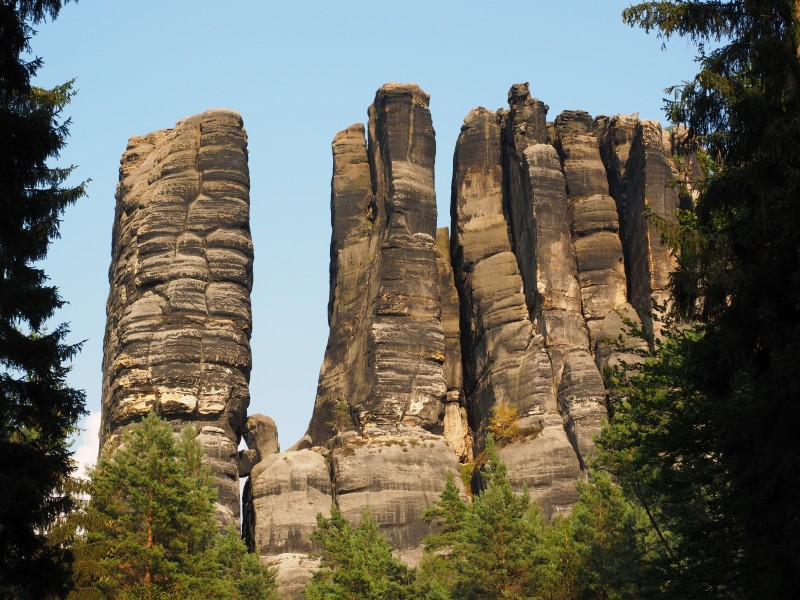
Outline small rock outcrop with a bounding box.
[101,109,252,523]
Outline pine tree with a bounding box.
[536,516,583,600]
[306,506,418,600]
[421,472,468,552]
[597,314,737,597]
[0,1,86,597]
[448,435,546,600]
[620,2,800,596]
[416,473,469,599]
[69,413,277,599]
[567,472,651,600]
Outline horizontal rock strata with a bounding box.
[101,109,252,523]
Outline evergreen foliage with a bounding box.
[415,436,551,599]
[448,436,546,599]
[0,1,86,596]
[416,473,468,599]
[597,316,733,597]
[68,413,277,599]
[416,438,654,600]
[565,472,651,600]
[306,506,418,600]
[618,2,800,596]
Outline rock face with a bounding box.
[554,111,645,368]
[598,115,688,333]
[451,97,599,517]
[101,109,252,523]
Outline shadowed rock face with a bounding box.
[598,115,687,334]
[101,109,252,524]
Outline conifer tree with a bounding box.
[0,1,86,596]
[421,472,468,552]
[566,472,651,600]
[69,413,277,599]
[618,2,800,596]
[306,506,418,600]
[416,473,469,599]
[448,435,546,600]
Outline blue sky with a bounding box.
[30,0,699,471]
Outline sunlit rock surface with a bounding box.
[101,109,252,523]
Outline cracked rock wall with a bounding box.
[101,109,252,524]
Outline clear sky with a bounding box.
[30,0,699,473]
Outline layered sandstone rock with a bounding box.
[449,84,690,517]
[101,109,252,523]
[451,98,593,517]
[244,85,464,597]
[100,86,691,599]
[240,88,692,597]
[554,110,644,368]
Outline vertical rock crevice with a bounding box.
[599,116,684,336]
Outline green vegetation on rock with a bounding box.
[306,506,418,600]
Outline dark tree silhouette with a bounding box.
[0,1,86,597]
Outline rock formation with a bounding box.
[101,109,252,524]
[101,84,693,599]
[242,84,465,597]
[238,84,692,597]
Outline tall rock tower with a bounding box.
[242,84,466,598]
[101,109,252,524]
[96,85,694,599]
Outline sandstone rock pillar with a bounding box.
[554,110,644,368]
[500,85,607,476]
[451,104,585,517]
[101,109,252,524]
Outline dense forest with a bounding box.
[1,0,799,598]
